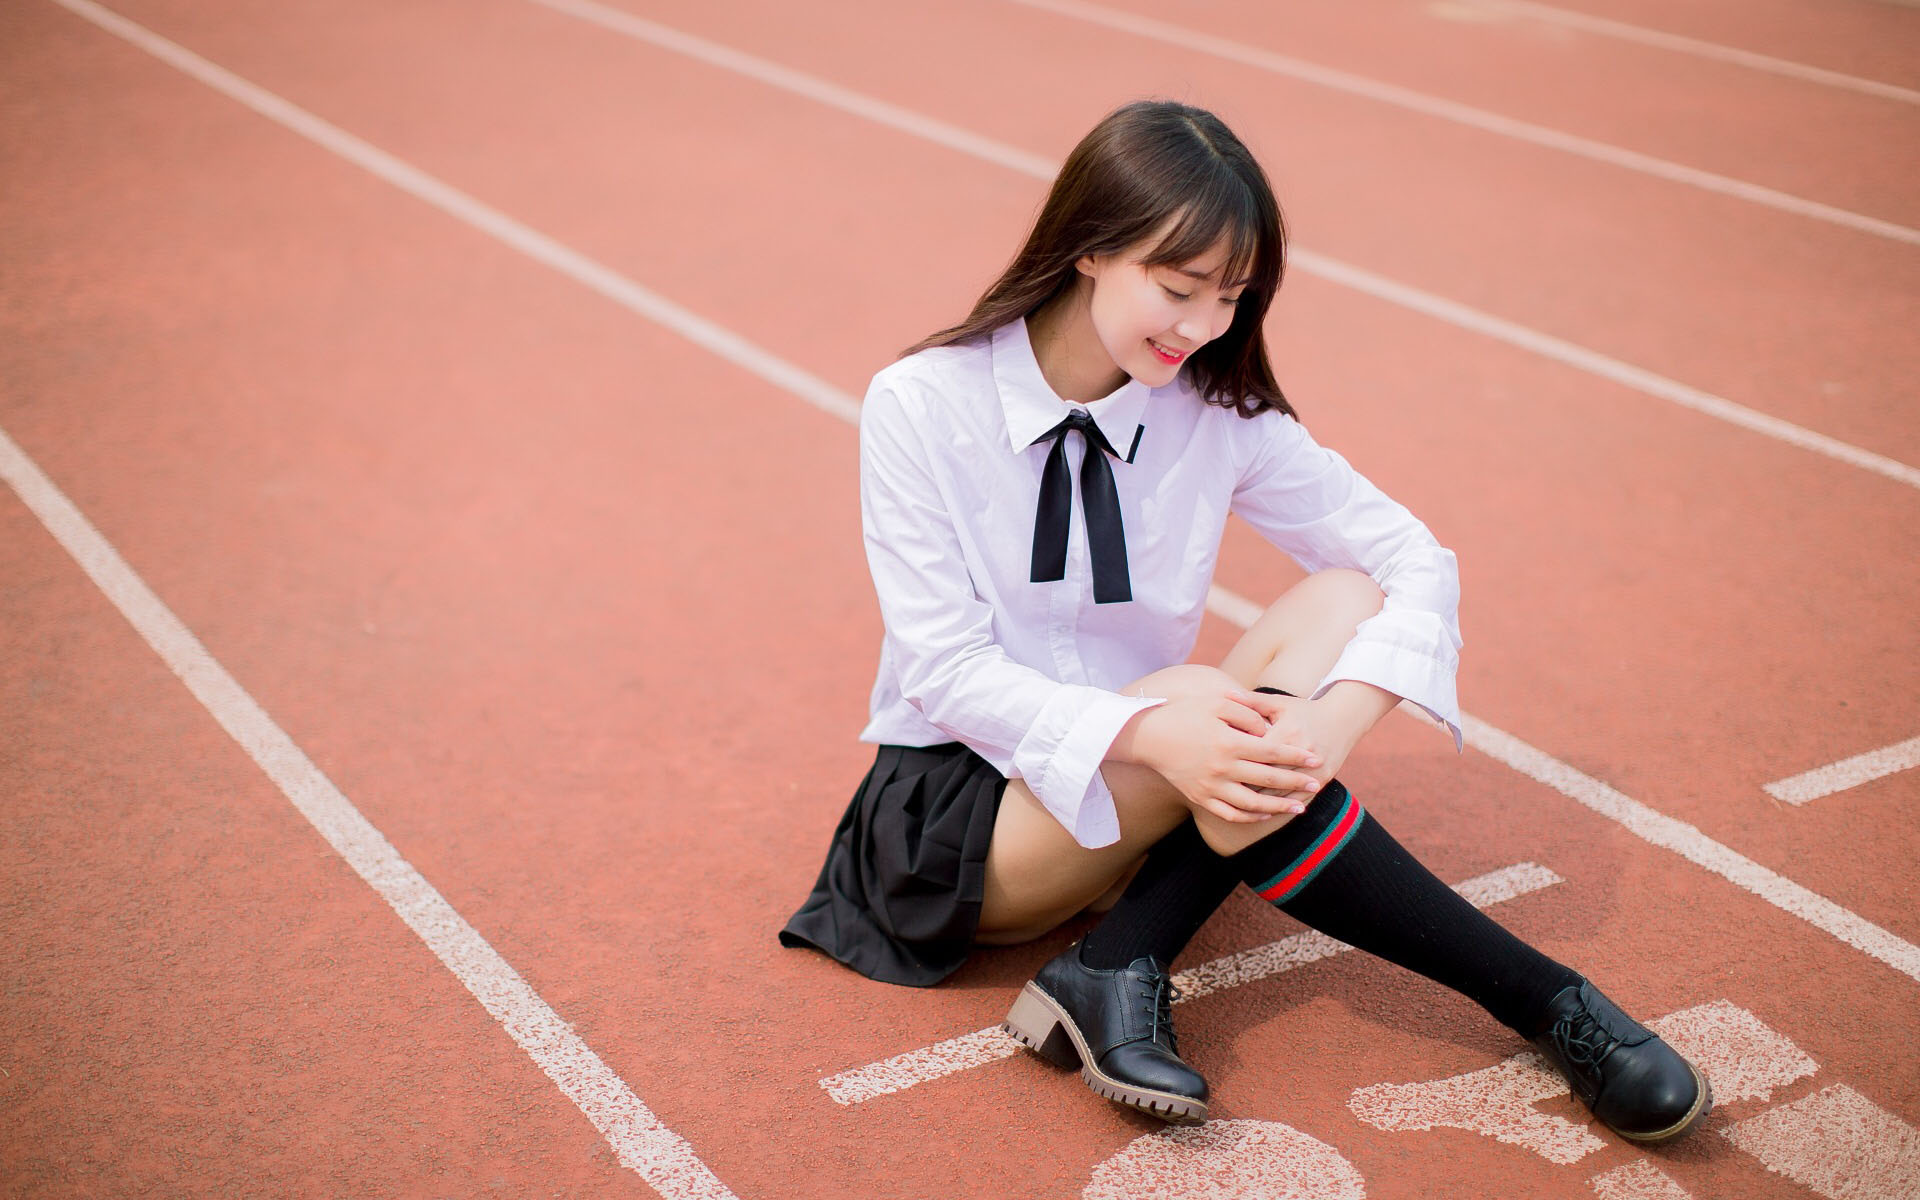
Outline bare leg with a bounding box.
[975,569,1386,942]
[975,664,1233,943]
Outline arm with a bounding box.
[1232,412,1465,761]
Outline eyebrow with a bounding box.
[1170,265,1253,288]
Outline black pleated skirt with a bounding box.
[779,743,1009,987]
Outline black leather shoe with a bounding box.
[1001,944,1208,1123]
[1531,980,1712,1143]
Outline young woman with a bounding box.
[780,99,1710,1141]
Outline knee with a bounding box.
[1127,663,1242,702]
[1296,568,1385,623]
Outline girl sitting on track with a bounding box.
[779,98,1710,1141]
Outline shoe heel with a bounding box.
[1002,983,1081,1068]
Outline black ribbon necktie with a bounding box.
[1029,410,1132,604]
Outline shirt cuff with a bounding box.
[1015,687,1168,849]
[1313,637,1464,752]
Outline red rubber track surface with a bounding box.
[3,1,1915,1197]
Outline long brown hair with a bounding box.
[904,100,1292,419]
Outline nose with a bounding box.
[1174,309,1211,345]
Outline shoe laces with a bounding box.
[1547,1007,1618,1072]
[1137,968,1182,1052]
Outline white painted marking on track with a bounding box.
[1350,1052,1605,1164]
[1589,1159,1695,1199]
[1763,735,1920,805]
[1466,0,1920,106]
[821,863,1560,1104]
[1355,1001,1829,1169]
[1083,1120,1367,1200]
[528,0,1920,492]
[1721,1083,1920,1200]
[1008,0,1920,246]
[817,1027,1024,1106]
[33,10,742,1198]
[0,419,738,1200]
[1649,1001,1817,1104]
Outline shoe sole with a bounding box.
[1001,982,1208,1125]
[1615,1061,1714,1144]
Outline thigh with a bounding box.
[1217,568,1386,695]
[975,663,1249,944]
[976,761,1189,944]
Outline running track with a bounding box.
[2,1,1916,1197]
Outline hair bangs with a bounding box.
[1137,168,1269,294]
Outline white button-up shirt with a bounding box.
[858,316,1463,849]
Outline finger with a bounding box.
[1193,794,1272,824]
[1229,729,1321,769]
[1237,764,1324,797]
[1217,698,1271,738]
[1220,782,1306,817]
[1246,738,1322,769]
[1230,689,1286,721]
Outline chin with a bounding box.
[1137,360,1183,388]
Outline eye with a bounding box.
[1221,294,1244,306]
[1162,285,1192,301]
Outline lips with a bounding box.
[1148,338,1187,364]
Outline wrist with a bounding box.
[1107,701,1167,768]
[1313,681,1397,745]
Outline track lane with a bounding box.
[0,493,653,1198]
[1520,0,1920,86]
[1012,0,1920,228]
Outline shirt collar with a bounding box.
[992,317,1153,460]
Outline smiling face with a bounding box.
[1077,231,1250,390]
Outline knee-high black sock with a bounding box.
[1077,818,1240,970]
[1224,778,1580,1034]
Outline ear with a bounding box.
[1074,253,1099,278]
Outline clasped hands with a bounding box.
[1129,689,1353,827]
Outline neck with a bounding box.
[1026,283,1129,404]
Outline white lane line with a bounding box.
[820,863,1562,1105]
[1762,735,1920,805]
[39,6,743,1198]
[1461,714,1920,984]
[1289,251,1920,491]
[1469,0,1920,106]
[1008,0,1920,247]
[49,0,856,433]
[45,0,1913,1125]
[526,0,1057,180]
[528,0,1920,493]
[0,424,738,1200]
